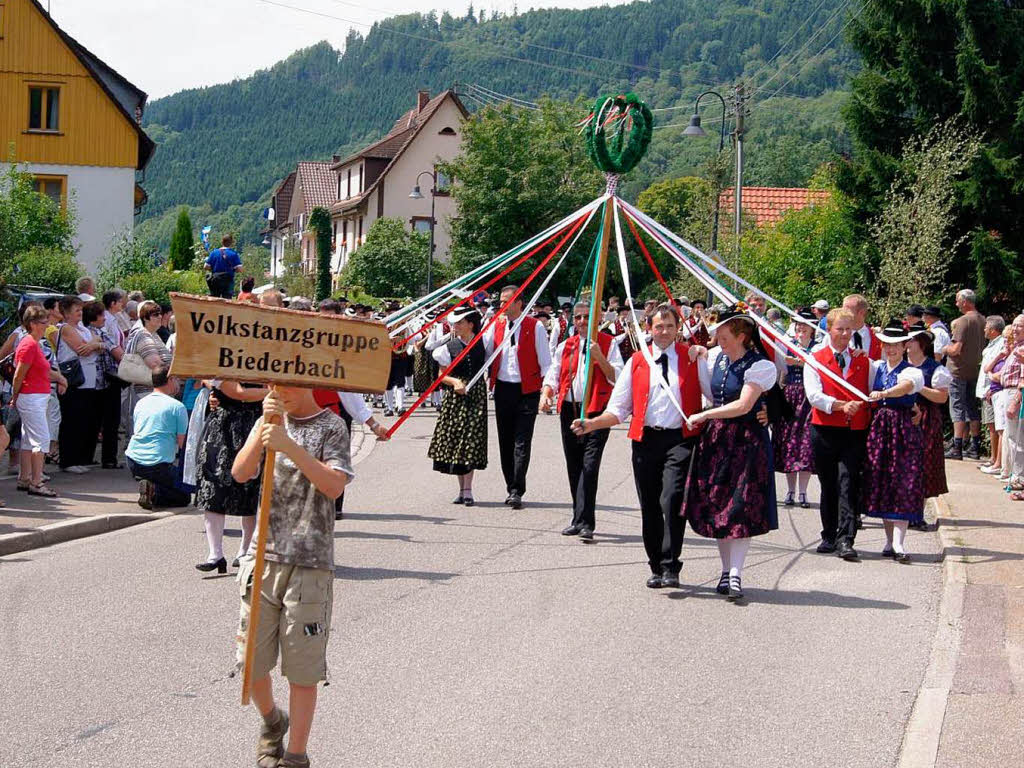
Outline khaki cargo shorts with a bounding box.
[236,558,333,687]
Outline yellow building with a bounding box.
[0,0,154,271]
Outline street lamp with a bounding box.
[410,170,437,294]
[684,89,728,302]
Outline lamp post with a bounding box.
[683,83,747,298]
[409,170,437,294]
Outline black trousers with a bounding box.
[99,384,122,465]
[631,429,695,576]
[811,425,867,546]
[59,387,100,468]
[126,457,191,507]
[493,380,541,496]
[558,402,610,530]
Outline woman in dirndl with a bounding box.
[428,306,490,506]
[685,304,780,600]
[906,321,951,528]
[862,320,926,563]
[773,308,819,508]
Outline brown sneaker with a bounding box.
[279,753,310,768]
[256,709,289,768]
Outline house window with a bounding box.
[31,174,66,209]
[28,86,61,132]
[0,3,6,39]
[438,126,456,136]
[411,216,432,234]
[434,167,452,195]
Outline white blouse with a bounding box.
[869,360,924,395]
[705,347,779,403]
[926,363,953,390]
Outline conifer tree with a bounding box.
[168,207,194,270]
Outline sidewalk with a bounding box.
[0,423,370,556]
[921,459,1024,766]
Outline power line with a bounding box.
[745,0,834,87]
[751,0,852,98]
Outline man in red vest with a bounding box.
[572,304,705,589]
[803,307,869,561]
[484,285,552,509]
[540,302,624,541]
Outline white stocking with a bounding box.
[392,387,404,410]
[798,472,812,495]
[716,540,730,572]
[203,511,226,561]
[892,521,908,554]
[238,515,257,558]
[883,520,894,549]
[431,390,442,407]
[405,375,413,391]
[785,473,797,494]
[383,390,395,410]
[728,537,751,578]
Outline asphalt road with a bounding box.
[0,407,942,768]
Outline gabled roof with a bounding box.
[330,90,468,215]
[272,171,297,231]
[295,162,336,216]
[719,186,831,227]
[28,0,155,170]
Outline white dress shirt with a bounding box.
[803,344,855,414]
[542,337,624,402]
[424,322,450,352]
[607,343,708,428]
[976,336,1005,397]
[338,391,373,424]
[929,323,951,357]
[483,317,551,383]
[431,336,495,368]
[850,325,873,353]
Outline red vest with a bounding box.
[557,332,614,415]
[627,342,704,441]
[490,315,543,394]
[809,346,871,430]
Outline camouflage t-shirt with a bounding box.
[247,408,353,571]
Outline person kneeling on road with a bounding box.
[125,367,191,510]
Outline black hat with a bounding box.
[561,302,573,311]
[923,305,942,318]
[907,320,933,341]
[450,305,480,323]
[690,299,707,309]
[876,318,913,344]
[906,304,925,319]
[793,308,818,328]
[709,302,758,332]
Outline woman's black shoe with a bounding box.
[232,557,240,568]
[728,575,744,601]
[196,557,227,574]
[452,495,465,504]
[462,496,474,507]
[716,571,730,595]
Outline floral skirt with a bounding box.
[684,418,778,539]
[920,400,948,498]
[428,381,488,475]
[413,348,434,393]
[862,406,925,521]
[773,381,815,473]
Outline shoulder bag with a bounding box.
[117,331,157,387]
[55,328,85,389]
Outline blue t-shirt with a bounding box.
[206,248,241,288]
[126,391,188,466]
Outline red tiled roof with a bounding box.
[272,171,296,231]
[296,161,336,216]
[718,187,831,226]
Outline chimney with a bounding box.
[417,90,430,114]
[332,154,340,164]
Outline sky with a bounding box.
[47,0,633,99]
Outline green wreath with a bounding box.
[584,93,653,176]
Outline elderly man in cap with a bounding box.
[812,299,830,330]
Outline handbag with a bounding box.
[117,352,154,386]
[55,330,85,389]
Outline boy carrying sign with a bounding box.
[232,386,353,768]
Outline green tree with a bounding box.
[838,0,1024,308]
[0,164,76,262]
[168,207,195,270]
[1,246,82,292]
[341,218,429,297]
[441,98,603,294]
[97,230,158,291]
[278,240,315,299]
[237,245,271,290]
[310,207,332,301]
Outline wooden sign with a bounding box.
[168,294,390,393]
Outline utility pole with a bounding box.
[733,82,746,282]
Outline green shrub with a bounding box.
[122,270,207,305]
[2,246,82,292]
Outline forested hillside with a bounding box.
[138,0,858,250]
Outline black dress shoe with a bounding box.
[579,527,594,542]
[463,496,475,507]
[508,494,523,510]
[452,495,466,505]
[881,547,895,558]
[836,541,859,561]
[661,572,680,588]
[727,575,744,600]
[504,493,516,506]
[646,574,664,589]
[561,524,582,536]
[909,520,929,532]
[232,557,240,568]
[895,551,911,564]
[195,557,227,574]
[335,510,344,521]
[816,539,836,554]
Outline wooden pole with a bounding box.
[241,390,279,706]
[580,197,614,418]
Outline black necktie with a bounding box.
[853,332,863,350]
[835,351,846,371]
[509,324,516,346]
[658,353,669,381]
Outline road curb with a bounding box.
[896,495,966,768]
[0,508,190,557]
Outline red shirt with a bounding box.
[14,335,51,395]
